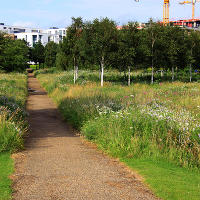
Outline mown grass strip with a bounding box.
[122,158,200,200]
[0,153,13,200]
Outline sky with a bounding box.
[1,0,200,28]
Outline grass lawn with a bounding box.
[122,158,200,200]
[0,153,13,200]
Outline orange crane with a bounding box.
[134,0,170,24]
[163,0,170,24]
[179,0,200,19]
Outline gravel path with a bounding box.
[12,74,158,200]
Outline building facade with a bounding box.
[15,32,48,47]
[44,27,66,43]
[0,23,66,47]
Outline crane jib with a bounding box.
[134,0,200,23]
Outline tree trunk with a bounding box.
[75,65,78,81]
[175,67,178,79]
[74,57,76,84]
[172,66,175,82]
[151,46,154,84]
[99,67,101,80]
[161,70,164,77]
[128,66,131,86]
[190,64,192,82]
[151,66,154,84]
[101,56,104,87]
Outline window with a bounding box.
[33,35,37,44]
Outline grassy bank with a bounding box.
[0,73,27,200]
[37,69,200,199]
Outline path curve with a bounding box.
[12,74,158,200]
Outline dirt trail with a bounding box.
[12,74,158,200]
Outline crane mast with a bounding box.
[134,0,200,25]
[163,0,170,24]
[135,0,170,24]
[179,1,200,20]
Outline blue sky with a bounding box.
[1,0,200,28]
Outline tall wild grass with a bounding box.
[0,73,27,152]
[37,70,200,169]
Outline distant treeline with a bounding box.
[1,17,200,84]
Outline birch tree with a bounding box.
[66,17,83,83]
[187,31,200,82]
[90,18,118,87]
[116,22,139,86]
[146,20,163,84]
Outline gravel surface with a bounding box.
[12,74,159,200]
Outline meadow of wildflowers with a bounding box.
[37,70,200,170]
[36,70,200,199]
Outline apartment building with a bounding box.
[0,23,66,47]
[15,32,48,47]
[44,27,66,43]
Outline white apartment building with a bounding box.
[0,23,66,47]
[15,32,48,47]
[44,27,66,43]
[0,22,42,34]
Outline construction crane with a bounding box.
[179,0,200,19]
[134,0,170,24]
[163,0,170,24]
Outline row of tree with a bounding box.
[55,17,200,85]
[1,17,200,85]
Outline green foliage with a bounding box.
[44,41,58,68]
[114,22,138,72]
[54,18,200,84]
[30,40,45,67]
[56,51,69,70]
[88,18,118,66]
[0,33,29,72]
